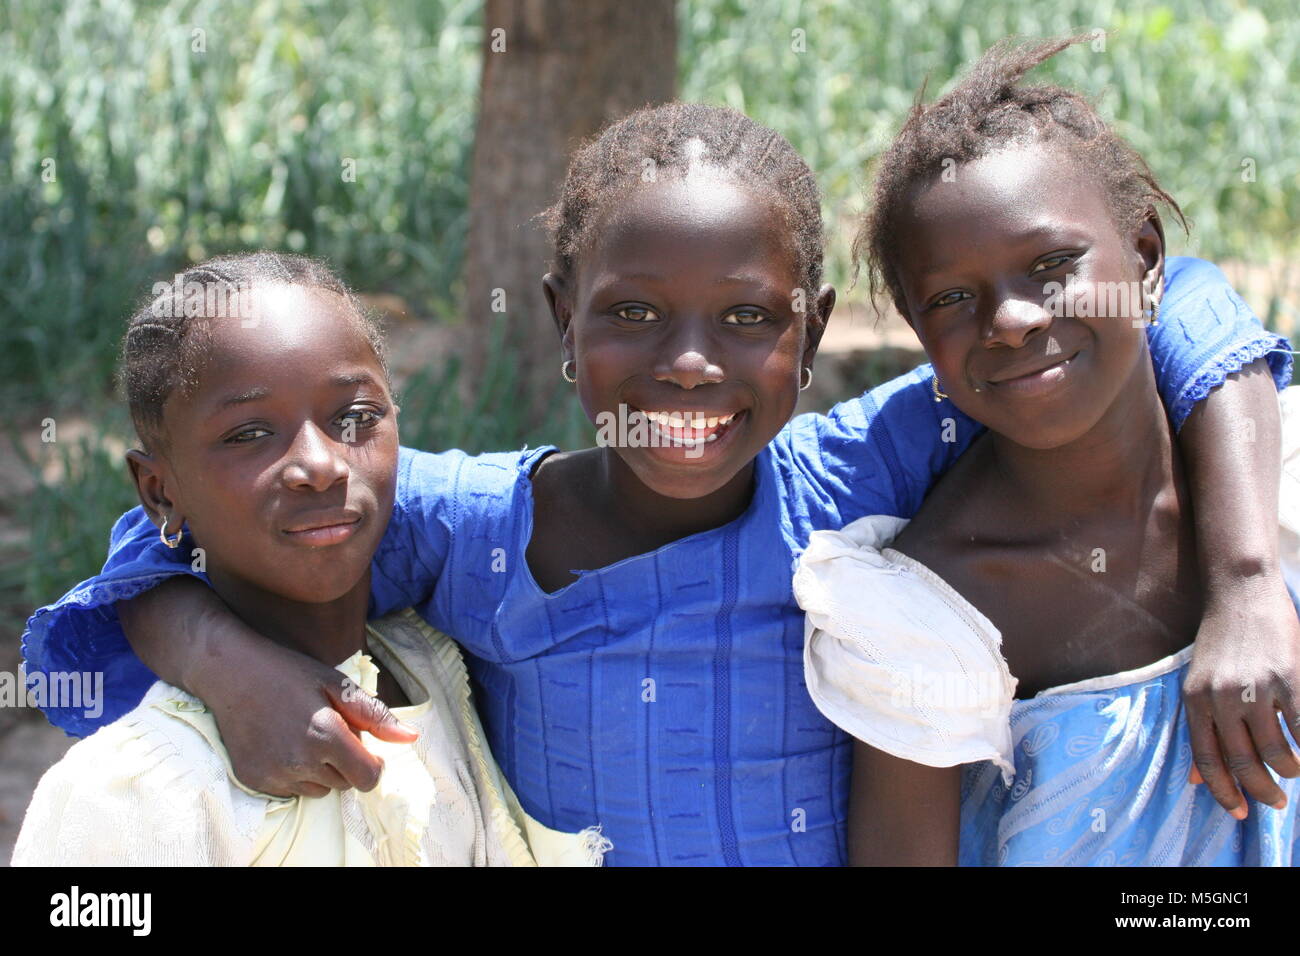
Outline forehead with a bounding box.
[578,174,800,290]
[902,141,1110,247]
[185,284,383,398]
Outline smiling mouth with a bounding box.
[281,513,363,546]
[987,351,1080,389]
[638,408,744,448]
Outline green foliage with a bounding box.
[0,0,481,412]
[5,407,139,607]
[680,0,1300,288]
[3,0,1298,617]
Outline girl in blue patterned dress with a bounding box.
[795,36,1300,865]
[22,97,1297,865]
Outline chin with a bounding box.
[631,459,745,501]
[277,574,367,605]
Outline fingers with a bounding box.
[1280,695,1300,752]
[325,677,419,743]
[1244,704,1300,782]
[1187,706,1247,819]
[1217,716,1287,812]
[307,706,386,792]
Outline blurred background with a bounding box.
[1,0,1297,859]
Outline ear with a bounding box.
[801,283,836,368]
[542,272,574,352]
[125,449,183,533]
[1135,213,1166,310]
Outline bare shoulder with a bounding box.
[891,434,995,574]
[528,447,601,513]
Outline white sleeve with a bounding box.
[794,515,1018,785]
[11,699,267,867]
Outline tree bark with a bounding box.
[463,0,676,433]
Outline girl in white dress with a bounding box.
[13,253,608,866]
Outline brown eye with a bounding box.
[1030,255,1073,275]
[931,290,970,309]
[226,427,271,444]
[616,305,659,322]
[722,308,767,326]
[337,408,383,430]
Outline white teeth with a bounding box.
[641,410,737,430]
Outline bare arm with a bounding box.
[1178,357,1300,814]
[848,739,961,866]
[117,577,418,797]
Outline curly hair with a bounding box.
[120,251,386,454]
[855,34,1187,313]
[542,102,825,295]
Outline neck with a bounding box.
[597,446,756,544]
[986,353,1179,523]
[204,567,372,669]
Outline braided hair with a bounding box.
[855,35,1187,313]
[120,251,386,454]
[543,103,825,295]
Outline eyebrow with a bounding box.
[714,275,787,297]
[215,387,271,410]
[587,273,667,297]
[211,373,379,411]
[329,371,379,388]
[589,273,787,302]
[913,226,1085,284]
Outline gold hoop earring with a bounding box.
[1149,296,1160,327]
[932,375,948,402]
[799,367,813,391]
[160,519,183,549]
[560,360,577,384]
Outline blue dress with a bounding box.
[959,648,1300,866]
[796,506,1300,867]
[21,258,1294,865]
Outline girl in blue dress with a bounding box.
[22,98,1296,865]
[795,36,1300,865]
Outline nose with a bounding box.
[652,321,725,389]
[280,421,349,492]
[982,293,1053,350]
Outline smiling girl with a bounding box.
[795,36,1300,865]
[21,104,1296,865]
[12,254,604,866]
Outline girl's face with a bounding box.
[547,174,833,499]
[132,284,399,604]
[892,142,1163,450]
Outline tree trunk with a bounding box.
[463,0,676,435]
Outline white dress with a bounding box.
[12,609,610,866]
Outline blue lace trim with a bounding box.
[1171,336,1293,430]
